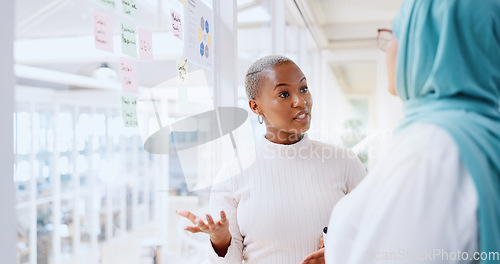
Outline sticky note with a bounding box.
[93,10,114,52]
[121,0,138,18]
[170,9,183,40]
[121,20,137,57]
[138,27,153,62]
[96,0,115,9]
[183,0,213,70]
[120,57,138,93]
[177,56,188,84]
[177,86,189,112]
[121,93,138,127]
[178,0,188,7]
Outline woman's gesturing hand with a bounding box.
[301,248,325,264]
[176,210,231,256]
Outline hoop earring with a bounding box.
[258,114,263,124]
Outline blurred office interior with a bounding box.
[2,0,404,263]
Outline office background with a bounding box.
[2,0,404,263]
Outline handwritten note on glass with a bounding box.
[93,10,114,52]
[121,93,139,127]
[177,56,188,84]
[170,9,183,40]
[120,57,138,93]
[96,0,116,9]
[121,20,137,57]
[121,0,138,18]
[184,0,213,69]
[138,27,153,62]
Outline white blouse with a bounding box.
[208,134,367,263]
[325,123,479,264]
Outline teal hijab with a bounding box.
[393,0,500,260]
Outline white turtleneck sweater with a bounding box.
[207,134,367,263]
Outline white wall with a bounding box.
[312,49,404,169]
[0,0,16,263]
[309,50,352,145]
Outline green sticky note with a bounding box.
[121,92,138,127]
[177,86,189,112]
[177,56,188,84]
[121,20,137,57]
[121,0,138,18]
[96,0,116,9]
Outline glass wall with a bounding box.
[11,0,396,263]
[14,92,162,263]
[236,0,273,140]
[14,0,215,262]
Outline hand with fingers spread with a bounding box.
[176,210,231,257]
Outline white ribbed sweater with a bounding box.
[208,134,367,263]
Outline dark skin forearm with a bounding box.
[211,233,232,257]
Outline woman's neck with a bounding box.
[265,131,304,145]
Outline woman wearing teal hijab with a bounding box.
[324,0,500,263]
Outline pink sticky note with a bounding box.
[120,58,138,93]
[170,9,183,40]
[138,27,153,62]
[93,10,114,52]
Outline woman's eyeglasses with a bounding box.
[377,29,394,51]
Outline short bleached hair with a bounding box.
[245,55,295,99]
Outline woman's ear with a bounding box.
[249,99,261,115]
